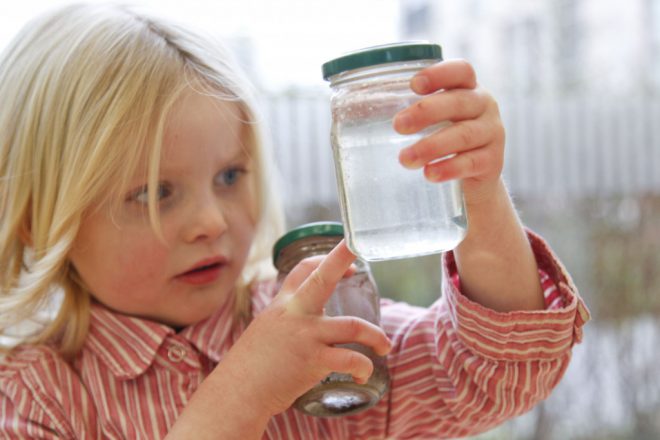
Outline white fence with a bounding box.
[502,96,660,198]
[262,93,660,210]
[264,94,337,210]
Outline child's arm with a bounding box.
[394,60,544,312]
[373,60,588,438]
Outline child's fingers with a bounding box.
[343,263,358,278]
[318,346,374,384]
[286,241,356,315]
[276,255,325,299]
[422,146,502,183]
[410,59,478,95]
[277,258,357,302]
[318,316,392,357]
[399,118,499,169]
[393,88,489,135]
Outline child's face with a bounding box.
[69,89,258,327]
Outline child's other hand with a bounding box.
[223,241,391,417]
[393,59,505,206]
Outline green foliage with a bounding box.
[370,253,443,307]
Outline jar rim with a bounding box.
[322,41,442,81]
[272,221,344,266]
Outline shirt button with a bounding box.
[167,344,187,363]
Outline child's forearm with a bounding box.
[453,178,545,312]
[165,360,271,439]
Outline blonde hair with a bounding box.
[0,3,284,358]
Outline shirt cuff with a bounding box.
[442,229,591,362]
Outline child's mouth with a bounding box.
[177,260,226,285]
[188,263,221,273]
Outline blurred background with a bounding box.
[2,0,659,438]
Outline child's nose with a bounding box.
[182,198,228,243]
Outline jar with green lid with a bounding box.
[272,221,389,417]
[322,42,467,261]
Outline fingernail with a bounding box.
[381,339,393,356]
[411,75,429,94]
[394,113,412,132]
[399,148,419,168]
[426,167,441,181]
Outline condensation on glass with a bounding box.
[322,42,467,261]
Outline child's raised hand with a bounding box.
[222,241,391,417]
[393,59,506,206]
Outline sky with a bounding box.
[0,0,401,91]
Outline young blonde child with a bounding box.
[0,3,589,439]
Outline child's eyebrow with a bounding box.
[215,142,253,165]
[158,145,252,177]
[227,144,252,162]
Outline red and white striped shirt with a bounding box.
[0,232,589,439]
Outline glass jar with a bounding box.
[272,221,389,417]
[322,42,467,261]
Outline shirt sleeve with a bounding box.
[0,348,98,440]
[0,390,65,439]
[378,229,590,439]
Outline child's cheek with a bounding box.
[113,240,171,291]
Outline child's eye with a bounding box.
[215,167,246,187]
[130,183,173,204]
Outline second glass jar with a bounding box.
[272,221,389,417]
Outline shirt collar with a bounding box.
[85,296,238,380]
[179,294,241,364]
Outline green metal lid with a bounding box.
[272,221,344,265]
[322,41,442,80]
